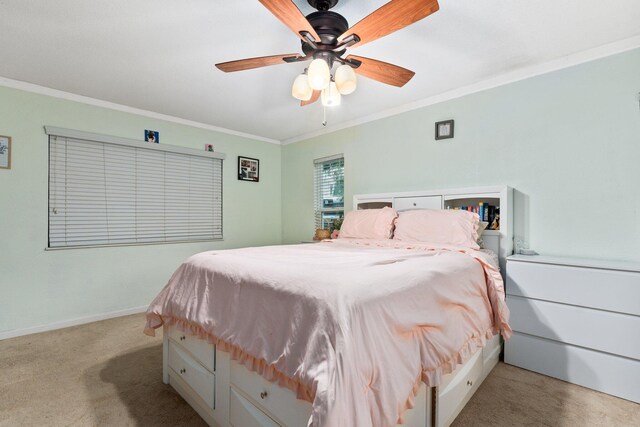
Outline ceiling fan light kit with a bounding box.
[216,0,440,112]
[292,73,313,101]
[335,64,357,95]
[308,58,332,90]
[321,81,341,107]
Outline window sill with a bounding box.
[44,238,224,251]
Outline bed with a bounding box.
[145,186,513,427]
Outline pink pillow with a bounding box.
[393,209,480,249]
[338,207,398,239]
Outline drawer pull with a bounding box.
[180,335,186,341]
[180,368,186,374]
[413,202,417,206]
[260,391,268,399]
[467,380,473,386]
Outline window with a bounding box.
[47,127,224,248]
[314,154,344,230]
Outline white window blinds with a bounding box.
[47,128,224,248]
[314,154,344,230]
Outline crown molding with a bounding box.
[2,34,639,146]
[282,35,640,145]
[0,76,281,145]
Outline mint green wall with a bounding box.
[282,49,640,262]
[2,48,639,336]
[0,86,281,335]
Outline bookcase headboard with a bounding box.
[353,186,513,273]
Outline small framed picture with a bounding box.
[0,135,11,169]
[205,144,214,152]
[145,130,159,143]
[435,120,454,140]
[238,156,259,182]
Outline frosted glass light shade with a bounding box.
[335,64,357,95]
[321,81,341,107]
[291,74,312,101]
[308,58,331,90]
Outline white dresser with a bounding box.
[504,255,640,403]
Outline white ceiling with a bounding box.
[1,0,639,142]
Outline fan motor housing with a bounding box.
[302,11,349,55]
[307,0,339,11]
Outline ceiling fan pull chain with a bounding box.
[322,106,327,126]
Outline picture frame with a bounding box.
[0,135,11,169]
[145,129,159,143]
[435,120,454,140]
[205,144,214,152]
[238,156,259,182]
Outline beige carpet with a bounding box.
[0,314,638,427]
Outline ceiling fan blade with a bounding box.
[259,0,320,42]
[215,53,302,72]
[346,55,415,87]
[338,0,439,47]
[301,90,321,107]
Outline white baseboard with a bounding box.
[0,305,148,341]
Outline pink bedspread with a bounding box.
[145,239,511,427]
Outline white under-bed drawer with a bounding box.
[230,362,311,427]
[168,325,216,372]
[437,348,483,427]
[230,362,432,427]
[168,342,216,409]
[230,387,282,427]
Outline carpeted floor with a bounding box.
[0,314,638,427]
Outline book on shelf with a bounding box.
[447,203,500,230]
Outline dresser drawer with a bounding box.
[506,260,640,316]
[437,348,483,426]
[508,296,640,360]
[505,332,640,403]
[230,362,311,427]
[393,195,442,211]
[168,325,216,372]
[168,342,215,409]
[230,387,281,427]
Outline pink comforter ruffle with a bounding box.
[145,239,511,427]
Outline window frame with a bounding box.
[313,154,344,231]
[45,126,225,250]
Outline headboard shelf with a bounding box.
[353,186,513,273]
[444,197,500,206]
[357,200,392,210]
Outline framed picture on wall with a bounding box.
[435,120,454,140]
[238,156,259,182]
[0,135,11,169]
[145,130,159,143]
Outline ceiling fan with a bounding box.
[215,0,440,107]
